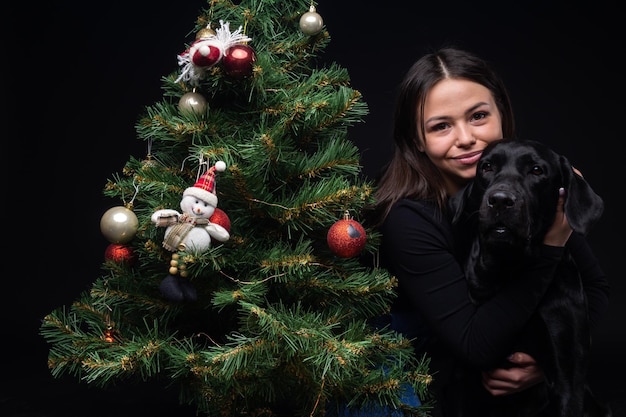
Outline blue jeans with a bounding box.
[326,382,421,416]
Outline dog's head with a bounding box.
[450,138,604,255]
[449,139,604,303]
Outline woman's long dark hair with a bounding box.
[367,47,515,227]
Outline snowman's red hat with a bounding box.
[183,161,226,207]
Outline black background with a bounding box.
[9,1,624,415]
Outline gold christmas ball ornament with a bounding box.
[103,329,116,343]
[141,155,158,168]
[196,27,216,40]
[100,206,139,244]
[179,91,207,115]
[299,6,323,36]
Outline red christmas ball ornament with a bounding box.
[209,207,231,232]
[189,39,224,68]
[327,211,367,258]
[222,44,256,78]
[104,243,136,265]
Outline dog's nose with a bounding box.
[487,191,516,210]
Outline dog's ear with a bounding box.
[559,154,604,235]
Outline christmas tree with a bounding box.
[40,1,432,415]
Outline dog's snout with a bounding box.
[487,190,516,210]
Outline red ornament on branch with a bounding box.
[223,44,256,78]
[327,210,367,258]
[189,38,224,68]
[209,207,231,232]
[104,243,136,265]
[176,20,252,86]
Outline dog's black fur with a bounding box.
[447,138,610,417]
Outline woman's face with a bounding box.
[421,78,503,195]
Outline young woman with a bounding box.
[365,47,610,416]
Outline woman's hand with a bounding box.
[542,187,572,247]
[481,352,544,396]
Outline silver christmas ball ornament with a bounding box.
[100,206,139,244]
[179,91,207,115]
[299,6,323,36]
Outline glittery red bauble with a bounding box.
[327,218,367,258]
[104,243,136,265]
[210,207,231,232]
[222,44,256,78]
[190,39,223,68]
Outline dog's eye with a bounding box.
[531,165,543,175]
[481,162,493,173]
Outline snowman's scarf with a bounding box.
[163,213,210,252]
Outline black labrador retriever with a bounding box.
[447,138,610,417]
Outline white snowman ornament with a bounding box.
[151,161,230,301]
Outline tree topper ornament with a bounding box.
[176,20,252,86]
[151,160,230,301]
